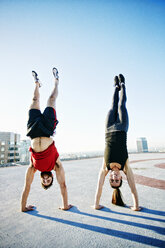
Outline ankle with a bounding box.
[35,81,41,87]
[55,79,59,85]
[115,85,120,90]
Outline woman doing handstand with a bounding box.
[94,74,141,211]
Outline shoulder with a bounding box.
[123,158,130,174]
[26,165,37,179]
[54,156,62,170]
[29,161,37,172]
[100,159,109,176]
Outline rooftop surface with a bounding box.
[0,153,165,248]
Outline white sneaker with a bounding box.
[52,67,59,80]
[32,71,42,87]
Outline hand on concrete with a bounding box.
[130,206,142,211]
[59,204,73,211]
[92,205,104,210]
[22,205,35,212]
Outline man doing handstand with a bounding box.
[21,68,72,212]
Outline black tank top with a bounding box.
[104,131,128,170]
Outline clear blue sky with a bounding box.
[0,0,165,153]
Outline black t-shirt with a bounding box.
[104,131,128,170]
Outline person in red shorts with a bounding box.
[21,68,72,212]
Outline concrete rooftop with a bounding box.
[0,152,165,248]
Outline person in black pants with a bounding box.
[93,74,141,211]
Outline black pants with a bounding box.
[105,84,129,133]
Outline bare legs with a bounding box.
[47,79,59,109]
[30,68,59,110]
[30,82,40,110]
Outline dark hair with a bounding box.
[40,171,54,190]
[111,179,125,206]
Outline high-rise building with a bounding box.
[20,139,31,163]
[0,132,20,164]
[136,137,148,153]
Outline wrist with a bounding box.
[21,206,26,212]
[94,204,99,209]
[64,204,69,209]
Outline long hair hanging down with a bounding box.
[112,187,125,206]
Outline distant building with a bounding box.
[136,137,148,153]
[20,139,31,163]
[0,132,20,164]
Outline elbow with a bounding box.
[23,185,30,194]
[60,182,66,189]
[60,182,67,192]
[130,186,137,194]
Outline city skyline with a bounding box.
[0,0,165,153]
[0,131,164,167]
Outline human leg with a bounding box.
[30,71,41,110]
[39,68,59,135]
[118,74,129,132]
[46,68,59,108]
[105,76,120,129]
[27,71,43,139]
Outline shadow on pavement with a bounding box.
[100,206,165,223]
[69,207,165,235]
[141,207,165,216]
[26,207,165,248]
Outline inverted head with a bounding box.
[109,169,122,188]
[40,171,54,190]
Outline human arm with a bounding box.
[55,158,72,210]
[124,159,141,211]
[21,164,36,212]
[93,160,109,210]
